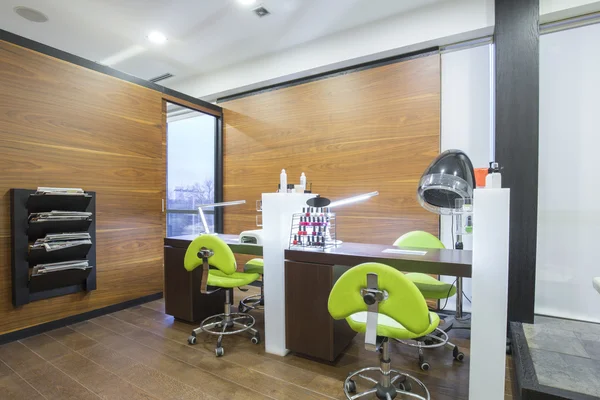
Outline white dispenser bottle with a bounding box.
[300,172,306,191]
[485,162,502,188]
[280,169,287,193]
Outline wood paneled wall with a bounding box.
[222,55,441,253]
[0,39,165,335]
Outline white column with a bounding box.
[262,193,314,356]
[469,188,510,400]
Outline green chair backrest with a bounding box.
[184,235,237,275]
[393,231,445,249]
[328,263,431,335]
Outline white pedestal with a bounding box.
[469,188,510,400]
[262,193,315,356]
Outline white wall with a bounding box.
[537,22,600,323]
[440,44,493,312]
[168,0,494,101]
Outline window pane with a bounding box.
[167,212,214,237]
[167,113,216,210]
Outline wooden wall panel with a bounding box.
[0,40,165,335]
[222,55,441,252]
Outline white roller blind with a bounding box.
[537,23,600,323]
[440,44,493,312]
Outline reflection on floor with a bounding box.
[524,315,600,397]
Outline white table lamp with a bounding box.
[198,200,246,235]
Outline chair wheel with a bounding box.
[397,381,412,392]
[506,344,512,355]
[420,362,430,371]
[238,302,248,313]
[251,333,261,344]
[424,338,434,346]
[453,346,465,361]
[345,379,356,394]
[187,335,197,345]
[215,347,224,357]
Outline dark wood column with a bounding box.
[495,0,540,323]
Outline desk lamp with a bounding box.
[314,191,379,246]
[198,200,246,235]
[418,149,475,328]
[328,191,379,208]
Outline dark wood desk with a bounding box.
[284,243,472,362]
[164,234,262,322]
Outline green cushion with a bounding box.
[346,311,440,340]
[405,273,457,299]
[184,235,236,275]
[328,263,432,336]
[244,258,264,274]
[208,270,260,288]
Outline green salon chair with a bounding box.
[394,231,457,300]
[329,262,433,399]
[238,258,264,313]
[394,231,465,365]
[184,235,261,356]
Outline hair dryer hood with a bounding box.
[417,150,475,215]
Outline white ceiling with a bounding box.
[1,0,447,85]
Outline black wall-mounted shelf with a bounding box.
[28,243,92,266]
[28,219,92,241]
[10,189,97,307]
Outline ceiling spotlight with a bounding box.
[147,31,167,44]
[238,0,257,5]
[14,6,48,23]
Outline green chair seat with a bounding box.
[347,311,440,340]
[405,273,457,299]
[244,258,264,275]
[208,270,260,288]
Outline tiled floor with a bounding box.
[0,288,514,399]
[524,315,600,397]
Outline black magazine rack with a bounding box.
[10,189,97,307]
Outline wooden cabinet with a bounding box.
[285,261,356,362]
[164,244,225,322]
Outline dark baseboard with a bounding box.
[0,292,163,345]
[510,322,597,400]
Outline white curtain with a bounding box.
[537,23,600,323]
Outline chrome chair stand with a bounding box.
[239,282,264,313]
[345,338,430,400]
[394,327,464,371]
[188,288,261,357]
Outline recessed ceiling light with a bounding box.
[147,31,167,44]
[238,0,257,5]
[14,6,48,23]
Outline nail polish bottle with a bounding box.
[312,226,317,236]
[293,234,298,245]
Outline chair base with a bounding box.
[239,279,264,313]
[187,289,260,356]
[239,293,264,313]
[394,328,465,371]
[344,340,430,400]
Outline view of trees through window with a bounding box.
[166,109,216,236]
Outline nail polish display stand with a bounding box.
[288,210,336,251]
